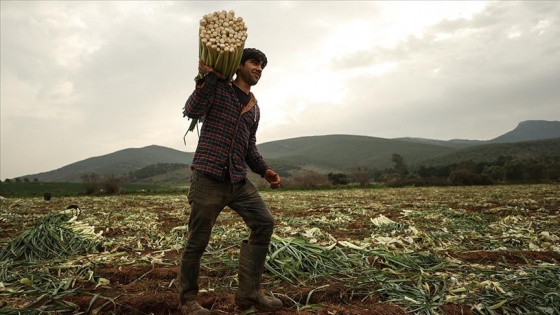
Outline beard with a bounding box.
[239,69,260,86]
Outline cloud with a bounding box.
[259,1,560,141]
[1,1,559,180]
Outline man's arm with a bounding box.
[183,61,225,118]
[245,117,281,189]
[246,142,282,190]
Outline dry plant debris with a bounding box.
[1,184,559,314]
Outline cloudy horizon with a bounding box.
[2,1,559,180]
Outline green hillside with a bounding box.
[258,135,455,173]
[394,137,486,149]
[420,137,560,167]
[128,163,192,184]
[29,145,194,183]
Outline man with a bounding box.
[179,48,283,314]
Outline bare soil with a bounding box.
[60,199,559,315]
[1,185,559,314]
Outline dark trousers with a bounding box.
[182,170,275,263]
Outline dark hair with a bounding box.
[241,48,268,69]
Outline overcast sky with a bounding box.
[1,1,559,180]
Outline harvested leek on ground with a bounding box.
[184,10,248,139]
[0,212,102,261]
[265,235,361,284]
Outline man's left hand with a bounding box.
[264,169,281,189]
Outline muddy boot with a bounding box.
[235,241,283,311]
[179,301,210,315]
[178,259,210,315]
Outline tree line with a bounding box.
[4,156,558,192]
[282,154,560,188]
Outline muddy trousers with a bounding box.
[179,171,275,306]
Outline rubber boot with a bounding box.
[235,240,283,311]
[178,259,210,315]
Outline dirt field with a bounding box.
[1,184,559,314]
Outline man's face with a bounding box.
[237,59,264,86]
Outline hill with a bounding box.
[28,145,194,182]
[419,137,560,167]
[16,120,560,183]
[396,120,560,148]
[257,135,455,173]
[490,120,560,143]
[24,136,455,183]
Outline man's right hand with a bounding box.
[264,169,281,189]
[199,60,225,80]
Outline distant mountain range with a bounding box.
[396,119,560,147]
[17,120,560,183]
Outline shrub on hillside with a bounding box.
[352,166,374,187]
[80,173,100,195]
[482,165,505,182]
[327,172,349,185]
[102,174,125,195]
[449,169,492,186]
[282,170,331,188]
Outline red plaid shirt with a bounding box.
[184,72,269,183]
